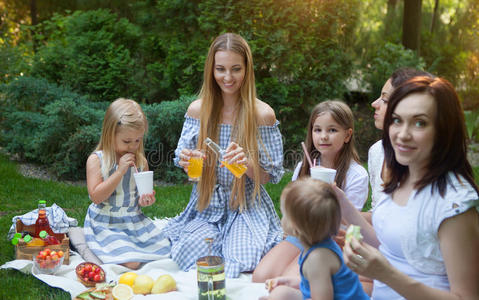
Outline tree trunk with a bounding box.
[385,0,399,37]
[402,0,422,53]
[30,0,38,52]
[430,0,440,33]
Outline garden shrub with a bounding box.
[362,42,426,100]
[0,75,195,181]
[31,9,142,102]
[0,76,80,112]
[143,95,194,183]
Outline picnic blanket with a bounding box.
[1,252,269,299]
[1,218,269,300]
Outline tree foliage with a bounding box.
[30,10,142,102]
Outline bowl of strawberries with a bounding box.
[76,262,106,287]
[33,248,65,275]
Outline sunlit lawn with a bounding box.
[0,154,291,299]
[1,152,477,299]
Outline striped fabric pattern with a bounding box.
[164,116,284,278]
[84,151,170,264]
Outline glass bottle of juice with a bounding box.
[204,137,247,178]
[34,200,55,238]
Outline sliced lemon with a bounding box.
[112,283,134,300]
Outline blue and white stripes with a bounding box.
[84,151,170,264]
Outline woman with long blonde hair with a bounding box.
[163,33,284,277]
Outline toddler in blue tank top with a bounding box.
[262,177,369,300]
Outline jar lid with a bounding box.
[39,200,46,204]
[39,231,47,239]
[23,234,32,243]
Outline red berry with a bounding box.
[94,274,101,282]
[95,267,101,274]
[84,276,89,282]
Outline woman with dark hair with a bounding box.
[369,68,434,210]
[336,76,479,299]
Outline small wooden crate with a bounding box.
[15,220,70,265]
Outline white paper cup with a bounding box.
[133,171,153,196]
[310,166,336,184]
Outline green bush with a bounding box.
[465,110,479,143]
[362,42,426,100]
[0,76,79,112]
[31,10,142,102]
[143,95,194,183]
[0,76,195,181]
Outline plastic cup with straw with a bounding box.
[133,164,153,196]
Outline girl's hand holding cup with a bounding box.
[139,190,156,207]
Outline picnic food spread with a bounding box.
[76,262,106,286]
[33,247,65,274]
[75,282,115,300]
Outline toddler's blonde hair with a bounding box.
[281,177,341,248]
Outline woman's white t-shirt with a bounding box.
[372,172,479,299]
[292,159,369,211]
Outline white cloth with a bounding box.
[368,140,384,210]
[372,172,479,299]
[1,219,269,300]
[292,160,369,210]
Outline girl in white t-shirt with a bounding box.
[253,100,368,286]
[338,77,479,300]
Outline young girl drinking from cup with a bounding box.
[84,98,170,269]
[260,177,369,300]
[253,100,368,282]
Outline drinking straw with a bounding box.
[133,163,139,173]
[313,158,316,167]
[301,142,313,167]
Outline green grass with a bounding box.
[0,154,290,299]
[1,152,477,299]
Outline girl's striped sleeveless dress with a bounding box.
[83,151,170,264]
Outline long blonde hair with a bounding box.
[299,100,360,189]
[95,98,148,176]
[196,33,261,211]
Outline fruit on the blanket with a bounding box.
[112,283,134,300]
[76,262,105,287]
[132,274,154,294]
[345,225,363,243]
[151,274,177,294]
[118,272,138,287]
[33,248,64,274]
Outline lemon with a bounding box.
[112,284,134,300]
[118,272,138,287]
[151,274,177,294]
[132,274,154,294]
